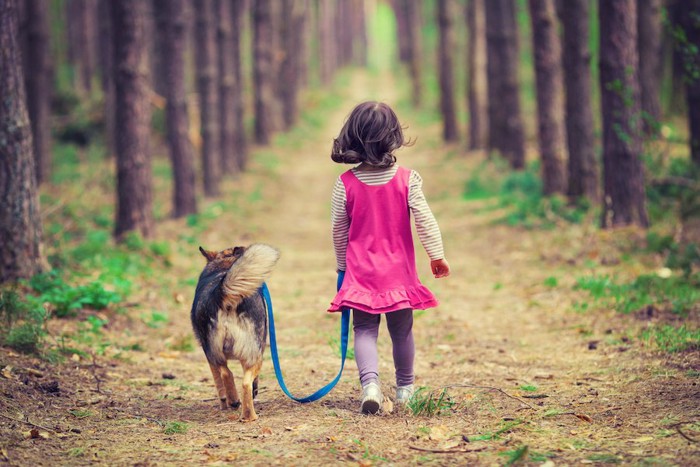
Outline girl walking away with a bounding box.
[328,101,450,414]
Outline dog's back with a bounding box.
[191,244,279,421]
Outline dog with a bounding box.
[191,243,280,421]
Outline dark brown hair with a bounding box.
[331,101,410,168]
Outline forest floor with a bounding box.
[1,69,699,466]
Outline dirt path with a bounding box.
[2,69,699,466]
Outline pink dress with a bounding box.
[328,166,438,314]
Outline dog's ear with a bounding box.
[199,246,218,262]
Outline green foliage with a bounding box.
[406,387,455,417]
[469,420,525,442]
[646,155,700,227]
[502,445,529,466]
[463,159,591,229]
[573,274,699,316]
[328,335,354,360]
[0,289,48,354]
[28,271,121,318]
[641,325,700,353]
[163,421,189,435]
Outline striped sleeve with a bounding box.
[408,170,445,261]
[331,176,349,271]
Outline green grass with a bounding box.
[463,159,591,229]
[406,387,455,417]
[163,421,189,435]
[573,273,700,316]
[641,325,700,352]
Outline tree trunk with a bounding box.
[392,0,411,63]
[335,0,353,67]
[318,0,336,85]
[112,0,154,239]
[67,0,97,96]
[637,0,663,134]
[352,0,368,66]
[529,0,567,195]
[231,0,248,170]
[400,0,423,107]
[437,0,459,142]
[196,0,221,195]
[0,0,47,283]
[217,0,238,173]
[560,0,598,202]
[485,0,525,168]
[252,0,274,144]
[279,0,306,130]
[599,0,649,228]
[154,0,197,218]
[21,0,52,185]
[677,0,700,165]
[467,0,488,150]
[98,0,116,158]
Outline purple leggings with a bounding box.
[352,308,414,387]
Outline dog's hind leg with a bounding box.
[208,363,230,410]
[240,358,263,422]
[219,363,241,409]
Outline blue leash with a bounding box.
[260,271,349,403]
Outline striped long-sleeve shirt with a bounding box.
[331,165,445,271]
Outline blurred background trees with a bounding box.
[2,0,700,282]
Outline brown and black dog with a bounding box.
[191,244,280,421]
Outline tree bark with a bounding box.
[253,0,274,144]
[352,0,368,66]
[154,0,197,218]
[392,0,411,63]
[0,0,47,283]
[676,0,700,165]
[599,0,649,228]
[637,0,663,134]
[529,0,567,195]
[217,0,238,173]
[112,0,155,239]
[467,0,488,150]
[318,0,336,85]
[437,0,459,142]
[231,0,248,170]
[195,0,221,195]
[400,0,423,107]
[98,0,116,157]
[67,0,97,96]
[560,0,598,202]
[21,0,52,184]
[485,0,525,168]
[279,0,307,130]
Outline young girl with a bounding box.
[328,101,450,414]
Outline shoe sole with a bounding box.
[361,399,381,414]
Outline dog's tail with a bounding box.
[222,243,280,303]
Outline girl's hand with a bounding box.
[431,259,450,278]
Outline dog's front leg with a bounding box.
[240,359,262,422]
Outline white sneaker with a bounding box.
[360,382,382,414]
[396,384,414,405]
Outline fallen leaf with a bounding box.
[429,425,450,441]
[174,293,185,303]
[1,366,13,379]
[260,426,273,436]
[71,354,80,362]
[575,413,593,423]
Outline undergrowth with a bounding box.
[463,158,591,229]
